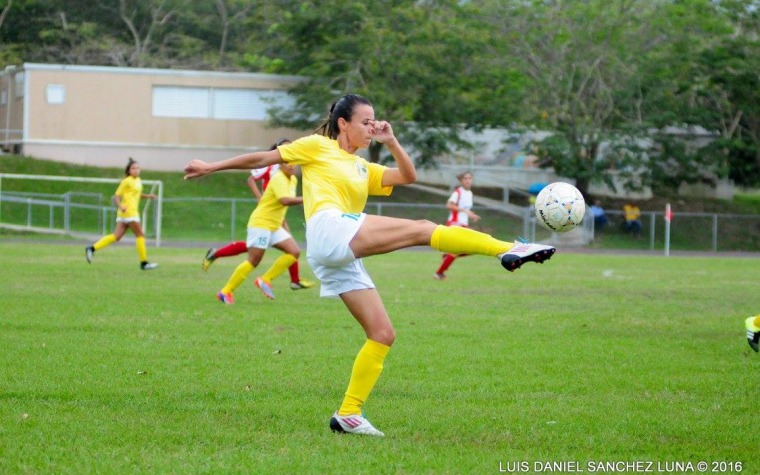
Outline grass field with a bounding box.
[1,241,757,474]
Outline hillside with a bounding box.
[3,154,760,213]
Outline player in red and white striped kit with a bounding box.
[434,171,481,280]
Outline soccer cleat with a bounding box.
[216,291,234,305]
[746,317,760,352]
[433,272,446,280]
[289,279,316,290]
[141,262,159,270]
[201,247,216,271]
[254,277,275,300]
[85,246,94,264]
[499,242,555,272]
[329,411,384,437]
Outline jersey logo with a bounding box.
[355,161,368,179]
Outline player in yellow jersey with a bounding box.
[746,315,760,352]
[85,158,158,270]
[183,93,555,436]
[214,162,306,304]
[201,139,314,290]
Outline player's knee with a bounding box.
[372,326,396,346]
[414,219,437,233]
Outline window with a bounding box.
[152,86,293,121]
[14,72,24,98]
[1,90,6,105]
[152,86,210,118]
[46,84,66,104]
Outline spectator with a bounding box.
[590,200,609,231]
[623,202,642,238]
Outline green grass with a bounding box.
[1,242,757,473]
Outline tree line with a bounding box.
[1,0,758,193]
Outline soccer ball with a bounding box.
[534,182,585,232]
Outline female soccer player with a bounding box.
[183,93,555,436]
[433,170,481,280]
[213,162,307,304]
[201,139,314,290]
[85,158,158,270]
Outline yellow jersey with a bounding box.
[114,176,143,219]
[279,134,392,220]
[248,170,298,231]
[623,204,641,221]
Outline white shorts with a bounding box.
[246,226,292,249]
[116,217,140,224]
[305,209,375,298]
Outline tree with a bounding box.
[263,0,520,164]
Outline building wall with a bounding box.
[2,63,310,170]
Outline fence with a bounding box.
[159,197,760,253]
[0,173,163,245]
[2,191,759,253]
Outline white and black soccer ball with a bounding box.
[534,182,585,233]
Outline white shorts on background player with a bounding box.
[305,209,375,298]
[246,226,292,249]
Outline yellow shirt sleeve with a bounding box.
[366,162,393,197]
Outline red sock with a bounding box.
[436,254,457,274]
[289,261,299,283]
[214,241,247,258]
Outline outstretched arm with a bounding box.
[184,149,283,180]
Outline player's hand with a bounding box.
[372,120,394,144]
[184,160,210,179]
[469,211,481,223]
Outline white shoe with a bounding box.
[329,411,384,437]
[141,262,159,270]
[254,277,275,299]
[499,242,555,272]
[85,246,94,264]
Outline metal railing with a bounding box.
[3,192,759,253]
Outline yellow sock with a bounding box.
[430,225,512,257]
[338,339,390,416]
[136,236,148,262]
[221,261,254,294]
[260,254,297,283]
[92,234,117,251]
[754,315,760,328]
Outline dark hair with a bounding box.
[125,158,137,175]
[270,138,291,150]
[456,171,473,181]
[315,94,372,139]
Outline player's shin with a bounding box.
[430,225,511,257]
[222,261,255,294]
[338,339,390,416]
[260,254,297,283]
